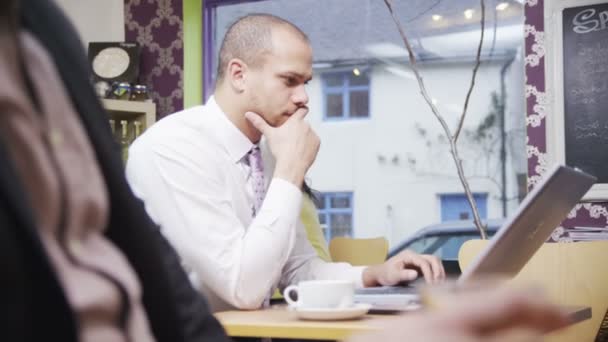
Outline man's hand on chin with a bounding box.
[362,250,446,287]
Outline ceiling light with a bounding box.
[464,9,474,19]
[496,2,509,11]
[432,14,442,21]
[312,62,333,69]
[365,43,408,58]
[352,68,361,76]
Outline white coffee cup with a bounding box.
[283,280,355,309]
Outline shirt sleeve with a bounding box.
[278,219,365,291]
[126,137,303,309]
[256,141,365,291]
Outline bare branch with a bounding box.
[383,0,453,138]
[383,0,488,239]
[451,148,487,239]
[454,0,486,142]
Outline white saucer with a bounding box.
[292,303,372,321]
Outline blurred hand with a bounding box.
[362,249,445,287]
[245,108,320,187]
[348,286,570,342]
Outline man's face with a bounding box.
[245,27,313,127]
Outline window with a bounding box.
[322,70,370,120]
[439,193,488,222]
[204,0,526,244]
[315,192,353,241]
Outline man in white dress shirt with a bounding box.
[126,14,445,312]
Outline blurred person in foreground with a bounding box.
[0,0,228,340]
[349,285,570,342]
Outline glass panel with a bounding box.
[403,236,439,254]
[349,90,369,117]
[321,224,329,237]
[330,196,350,208]
[330,212,352,238]
[323,73,343,87]
[349,71,369,86]
[325,93,343,118]
[440,193,488,221]
[315,193,326,209]
[435,234,478,260]
[211,0,526,247]
[330,213,351,228]
[331,227,351,238]
[318,213,327,225]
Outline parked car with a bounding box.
[388,219,504,275]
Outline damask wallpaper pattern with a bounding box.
[125,0,184,119]
[524,0,608,241]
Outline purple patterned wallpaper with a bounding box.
[125,0,184,119]
[524,0,608,242]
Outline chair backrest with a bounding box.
[329,237,388,266]
[459,239,608,342]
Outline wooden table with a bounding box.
[215,305,394,340]
[215,305,592,341]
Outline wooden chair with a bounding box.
[329,237,389,266]
[458,239,608,342]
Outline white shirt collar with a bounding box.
[207,96,255,164]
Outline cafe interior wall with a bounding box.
[54,0,124,46]
[525,0,608,241]
[124,0,185,118]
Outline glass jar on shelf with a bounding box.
[130,84,150,102]
[109,119,116,135]
[111,82,132,101]
[133,120,143,139]
[120,120,130,163]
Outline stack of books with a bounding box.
[566,226,608,241]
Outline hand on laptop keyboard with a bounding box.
[362,249,446,287]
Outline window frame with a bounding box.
[316,192,354,241]
[438,193,488,222]
[321,70,371,121]
[203,0,266,101]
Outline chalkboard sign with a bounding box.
[562,3,608,183]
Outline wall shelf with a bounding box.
[102,99,156,129]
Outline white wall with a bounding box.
[53,0,124,47]
[306,60,526,246]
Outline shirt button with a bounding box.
[49,130,63,146]
[69,240,83,257]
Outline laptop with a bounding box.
[354,165,596,311]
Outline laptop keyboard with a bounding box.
[355,285,418,295]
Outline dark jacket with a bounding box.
[0,0,230,341]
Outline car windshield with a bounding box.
[406,234,484,260]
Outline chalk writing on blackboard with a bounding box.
[563,3,608,183]
[571,8,608,34]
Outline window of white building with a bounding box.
[204,0,527,250]
[322,70,370,120]
[316,192,354,240]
